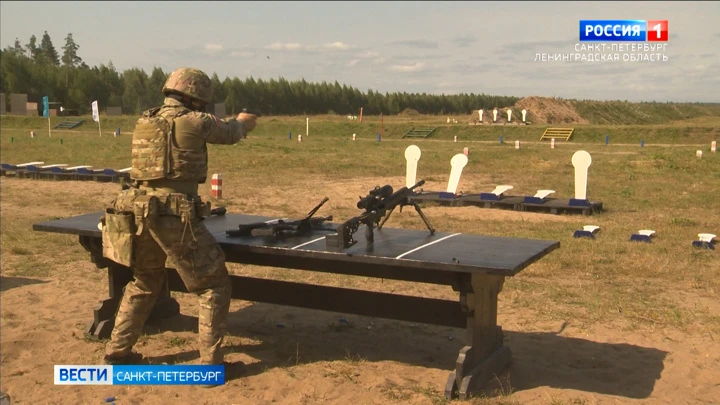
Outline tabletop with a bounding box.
[33,212,560,278]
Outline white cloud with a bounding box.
[204,43,224,52]
[372,57,386,65]
[323,41,354,50]
[347,59,359,67]
[389,62,425,72]
[265,42,304,51]
[265,41,356,52]
[231,51,255,58]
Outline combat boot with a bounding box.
[103,351,144,365]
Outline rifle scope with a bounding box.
[357,185,393,209]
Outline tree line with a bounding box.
[1,32,520,116]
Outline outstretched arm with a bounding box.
[178,111,258,145]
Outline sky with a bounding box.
[1,1,719,103]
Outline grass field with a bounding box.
[1,113,719,404]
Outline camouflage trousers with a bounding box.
[105,214,232,365]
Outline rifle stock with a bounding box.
[226,198,331,239]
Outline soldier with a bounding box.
[101,67,257,372]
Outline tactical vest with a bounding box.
[130,106,209,183]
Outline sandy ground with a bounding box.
[1,177,719,405]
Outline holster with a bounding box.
[101,188,161,266]
[101,208,136,267]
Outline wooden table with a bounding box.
[33,211,559,399]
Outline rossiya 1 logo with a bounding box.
[579,20,668,42]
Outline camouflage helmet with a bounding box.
[162,68,213,104]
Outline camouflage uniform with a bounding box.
[103,68,247,365]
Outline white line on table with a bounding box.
[395,233,461,259]
[291,237,326,250]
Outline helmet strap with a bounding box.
[167,93,205,112]
[189,98,206,112]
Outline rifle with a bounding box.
[325,180,435,250]
[226,197,334,238]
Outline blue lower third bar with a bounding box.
[580,20,647,41]
[114,365,225,385]
[54,365,225,385]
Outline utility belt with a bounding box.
[137,179,199,196]
[114,187,210,222]
[100,187,211,267]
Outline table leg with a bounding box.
[80,236,180,340]
[147,273,180,323]
[445,274,510,400]
[84,265,181,339]
[85,263,133,339]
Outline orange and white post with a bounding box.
[211,173,223,199]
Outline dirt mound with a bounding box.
[398,107,420,116]
[514,96,589,124]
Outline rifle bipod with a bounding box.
[377,200,436,235]
[324,180,435,251]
